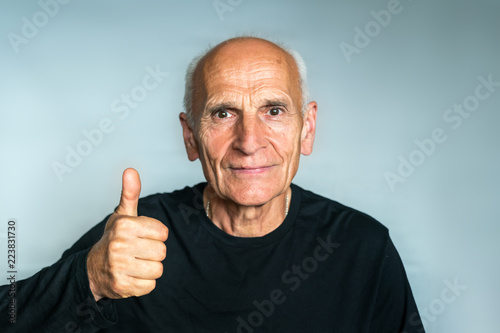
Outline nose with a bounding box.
[232,113,267,155]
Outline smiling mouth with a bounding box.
[229,166,275,174]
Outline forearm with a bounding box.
[0,248,117,332]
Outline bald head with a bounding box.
[183,37,308,127]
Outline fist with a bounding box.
[87,168,169,301]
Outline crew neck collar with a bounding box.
[193,183,301,248]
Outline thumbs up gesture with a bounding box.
[87,168,169,301]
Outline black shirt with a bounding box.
[0,183,425,332]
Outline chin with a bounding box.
[221,179,284,207]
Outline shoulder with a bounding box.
[294,184,389,247]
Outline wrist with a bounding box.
[86,244,103,302]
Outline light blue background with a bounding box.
[1,0,499,331]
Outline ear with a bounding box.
[179,112,200,161]
[300,101,317,156]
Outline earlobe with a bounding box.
[179,112,200,161]
[300,101,317,156]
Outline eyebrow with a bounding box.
[262,99,289,108]
[206,103,236,115]
[205,98,291,115]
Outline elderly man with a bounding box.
[0,37,424,332]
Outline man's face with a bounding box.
[181,39,316,206]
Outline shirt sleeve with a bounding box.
[368,236,426,333]
[0,216,118,333]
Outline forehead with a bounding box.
[196,40,300,104]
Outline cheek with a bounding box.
[269,122,302,155]
[200,127,232,162]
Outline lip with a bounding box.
[229,165,274,174]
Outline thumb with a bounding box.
[116,168,141,216]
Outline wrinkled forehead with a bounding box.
[193,40,302,109]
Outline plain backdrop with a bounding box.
[1,0,499,332]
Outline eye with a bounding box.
[214,110,232,119]
[217,110,228,118]
[267,107,283,116]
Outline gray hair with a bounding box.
[183,38,310,128]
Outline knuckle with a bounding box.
[108,240,124,253]
[107,258,122,272]
[111,278,128,295]
[114,218,133,232]
[107,263,125,280]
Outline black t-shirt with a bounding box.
[0,183,425,332]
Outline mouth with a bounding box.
[229,165,275,174]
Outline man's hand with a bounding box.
[87,168,169,302]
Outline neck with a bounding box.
[204,186,291,237]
